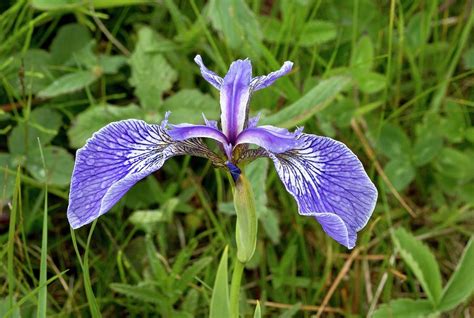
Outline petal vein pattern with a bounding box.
[267,134,378,248]
[67,119,211,229]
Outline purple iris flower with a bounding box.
[67,55,377,249]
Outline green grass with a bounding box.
[1,0,473,317]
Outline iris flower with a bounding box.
[67,55,377,249]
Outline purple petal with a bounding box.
[250,61,293,91]
[67,120,180,229]
[168,123,229,146]
[194,55,223,90]
[235,125,303,153]
[267,134,377,249]
[220,59,252,142]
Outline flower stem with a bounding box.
[229,257,245,318]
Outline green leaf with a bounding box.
[37,71,98,98]
[49,23,92,65]
[8,107,62,155]
[208,0,262,50]
[356,71,386,94]
[440,102,466,143]
[129,27,177,109]
[298,20,337,46]
[98,55,127,74]
[384,159,415,191]
[463,47,474,69]
[434,147,473,181]
[67,104,144,148]
[438,237,474,311]
[253,301,261,318]
[412,134,443,167]
[262,76,351,128]
[351,35,374,72]
[210,246,230,318]
[109,283,165,306]
[373,299,435,318]
[376,123,411,159]
[163,89,219,124]
[26,146,74,187]
[393,228,443,305]
[0,153,15,199]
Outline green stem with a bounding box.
[229,258,245,318]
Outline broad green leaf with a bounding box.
[299,20,337,46]
[129,27,177,109]
[50,23,91,65]
[406,12,432,53]
[109,283,165,306]
[356,71,386,94]
[98,55,127,74]
[208,0,262,50]
[412,134,442,166]
[163,89,219,124]
[27,146,74,187]
[67,104,143,148]
[0,153,15,199]
[262,76,351,128]
[262,18,336,46]
[210,246,230,318]
[8,107,62,155]
[351,35,374,72]
[373,299,435,318]
[37,71,98,98]
[434,147,473,181]
[376,123,411,159]
[393,228,443,305]
[384,159,415,191]
[438,237,474,311]
[463,47,474,69]
[440,102,466,143]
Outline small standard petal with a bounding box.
[250,61,293,91]
[168,123,229,146]
[235,125,302,153]
[194,55,223,90]
[220,59,252,142]
[266,134,377,249]
[67,120,216,229]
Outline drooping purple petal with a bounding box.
[168,123,229,146]
[266,134,377,249]
[250,61,293,91]
[235,125,303,153]
[220,59,252,142]
[67,120,204,229]
[194,55,223,90]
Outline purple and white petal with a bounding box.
[220,59,252,142]
[168,123,229,146]
[250,61,293,91]
[68,120,182,229]
[235,125,303,153]
[194,55,223,90]
[267,134,377,249]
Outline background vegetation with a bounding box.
[0,0,473,316]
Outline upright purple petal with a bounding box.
[250,61,293,91]
[266,134,377,249]
[235,125,303,153]
[168,123,228,146]
[68,120,185,229]
[220,59,252,142]
[194,55,223,90]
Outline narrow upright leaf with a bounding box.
[438,237,474,311]
[253,301,261,318]
[393,228,443,305]
[210,246,230,318]
[373,298,435,318]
